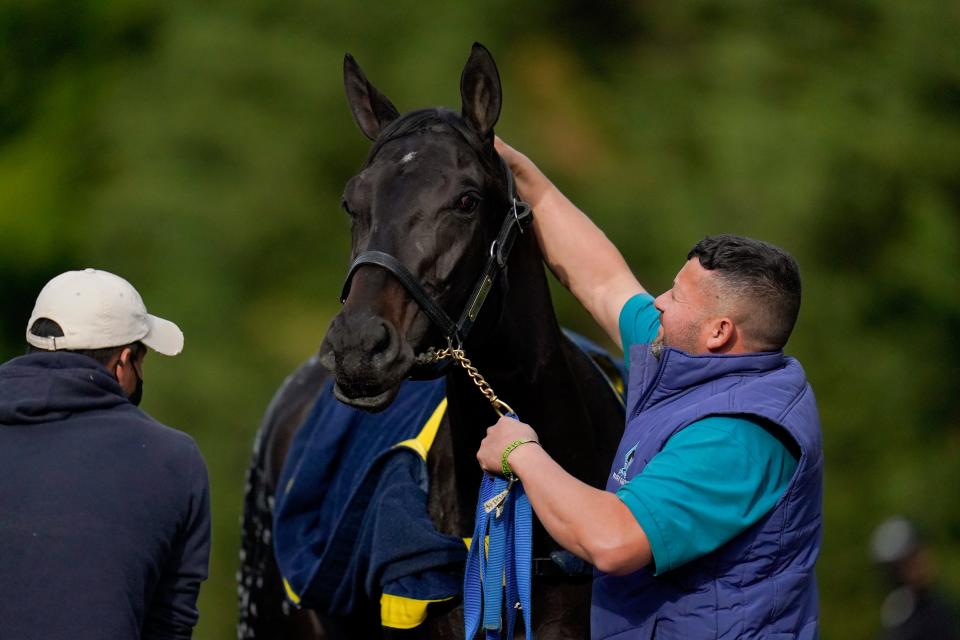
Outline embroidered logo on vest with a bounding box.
[611,442,638,486]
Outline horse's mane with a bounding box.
[365,108,506,185]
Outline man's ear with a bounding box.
[118,346,135,366]
[117,346,144,374]
[705,317,737,352]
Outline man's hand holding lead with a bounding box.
[476,415,539,476]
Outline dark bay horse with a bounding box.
[238,43,625,640]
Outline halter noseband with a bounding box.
[338,156,532,350]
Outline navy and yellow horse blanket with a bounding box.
[273,377,464,628]
[273,331,625,630]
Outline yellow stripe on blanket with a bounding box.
[381,593,455,629]
[282,577,301,605]
[394,397,448,459]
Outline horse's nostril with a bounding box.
[372,320,392,354]
[356,315,396,361]
[324,312,412,388]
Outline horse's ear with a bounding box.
[460,42,502,140]
[344,53,400,140]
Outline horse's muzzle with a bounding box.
[318,310,414,411]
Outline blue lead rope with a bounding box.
[463,415,534,640]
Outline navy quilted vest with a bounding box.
[591,344,823,639]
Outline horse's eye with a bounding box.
[455,193,480,215]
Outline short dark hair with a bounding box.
[688,235,801,351]
[26,318,145,366]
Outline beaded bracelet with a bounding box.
[501,438,541,479]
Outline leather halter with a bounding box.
[338,157,532,350]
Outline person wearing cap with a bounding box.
[476,140,823,638]
[0,269,210,639]
[871,516,960,639]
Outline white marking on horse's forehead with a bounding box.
[400,151,418,164]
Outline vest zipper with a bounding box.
[633,349,671,418]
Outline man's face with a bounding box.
[652,258,721,355]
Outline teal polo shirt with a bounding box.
[615,293,798,574]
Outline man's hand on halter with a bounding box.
[494,136,646,348]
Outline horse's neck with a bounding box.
[445,234,614,481]
[451,235,562,392]
[433,234,623,537]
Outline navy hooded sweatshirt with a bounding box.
[0,352,210,640]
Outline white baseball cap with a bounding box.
[25,268,184,356]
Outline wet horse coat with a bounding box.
[238,43,626,639]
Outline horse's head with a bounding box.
[319,43,516,411]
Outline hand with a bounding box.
[494,136,553,210]
[476,415,540,476]
[493,135,528,172]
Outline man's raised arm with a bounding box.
[496,138,645,347]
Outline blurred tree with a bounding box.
[2,1,958,637]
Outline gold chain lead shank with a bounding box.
[428,346,515,417]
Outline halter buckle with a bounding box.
[512,198,523,231]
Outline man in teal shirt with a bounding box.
[615,292,796,574]
[476,137,820,617]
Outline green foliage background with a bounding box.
[2,1,958,637]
